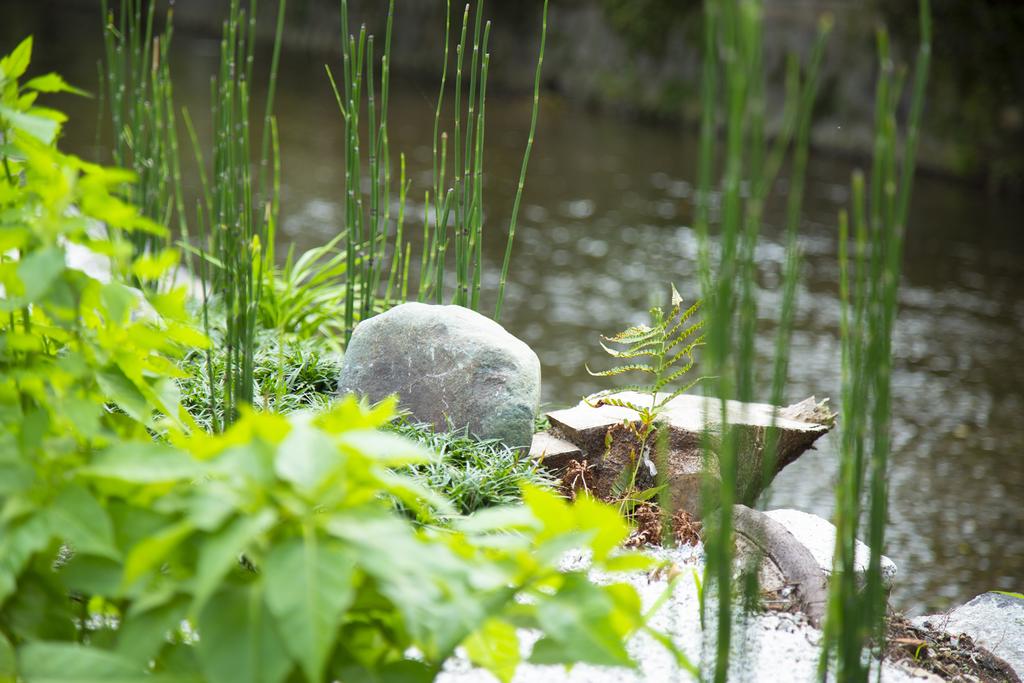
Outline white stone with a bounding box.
[913,591,1024,679]
[763,508,898,588]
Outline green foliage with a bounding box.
[184,0,288,431]
[259,232,352,352]
[587,284,705,416]
[176,327,342,431]
[822,2,932,679]
[3,392,666,681]
[0,36,199,452]
[327,0,549,333]
[390,419,558,515]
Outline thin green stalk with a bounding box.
[494,0,547,321]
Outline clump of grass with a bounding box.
[389,418,557,516]
[177,326,342,432]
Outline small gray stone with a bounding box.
[337,303,541,449]
[914,591,1024,679]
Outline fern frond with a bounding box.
[586,362,658,377]
[666,302,703,341]
[598,340,661,359]
[665,338,705,369]
[592,396,646,413]
[657,354,698,389]
[603,324,661,344]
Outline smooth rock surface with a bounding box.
[764,508,898,589]
[914,591,1024,678]
[337,303,541,449]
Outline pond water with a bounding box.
[8,2,1023,615]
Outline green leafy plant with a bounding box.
[3,391,682,682]
[586,284,705,510]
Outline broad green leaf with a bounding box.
[95,368,150,425]
[0,104,60,144]
[530,574,635,668]
[572,495,629,561]
[122,521,194,586]
[18,641,180,682]
[192,510,277,614]
[521,484,573,539]
[455,505,540,535]
[3,574,76,642]
[0,513,52,605]
[264,536,356,682]
[462,618,521,683]
[336,429,436,467]
[0,37,32,80]
[274,419,341,493]
[16,246,64,303]
[100,283,137,325]
[59,555,122,596]
[116,595,189,667]
[23,72,88,96]
[197,584,293,683]
[83,442,203,484]
[0,632,14,680]
[48,485,119,560]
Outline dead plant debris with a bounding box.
[885,612,1020,682]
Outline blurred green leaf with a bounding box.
[197,584,293,683]
[264,536,357,682]
[462,618,521,683]
[49,486,119,560]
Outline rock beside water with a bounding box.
[337,303,541,450]
[914,591,1024,680]
[536,392,835,515]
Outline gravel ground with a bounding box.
[437,545,928,683]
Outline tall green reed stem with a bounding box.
[100,0,186,276]
[331,0,548,344]
[821,1,931,679]
[693,1,829,680]
[184,0,287,430]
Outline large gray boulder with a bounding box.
[337,303,541,449]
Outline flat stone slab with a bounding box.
[528,432,582,470]
[914,591,1024,679]
[542,392,835,514]
[764,508,898,589]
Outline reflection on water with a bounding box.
[11,4,1024,615]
